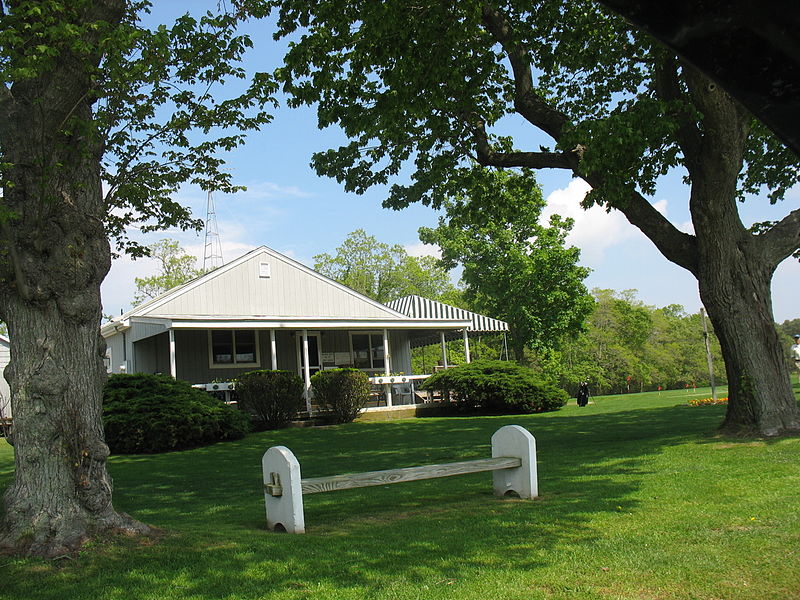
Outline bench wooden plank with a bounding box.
[301,456,521,495]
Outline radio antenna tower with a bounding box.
[203,190,224,270]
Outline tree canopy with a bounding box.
[313,229,459,304]
[133,238,205,305]
[419,167,592,361]
[250,0,800,435]
[554,289,724,395]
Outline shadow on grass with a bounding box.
[0,401,731,598]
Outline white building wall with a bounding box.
[143,250,400,320]
[105,332,127,374]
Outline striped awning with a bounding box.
[387,295,508,332]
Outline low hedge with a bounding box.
[310,368,371,423]
[103,373,250,454]
[235,370,305,429]
[419,360,568,414]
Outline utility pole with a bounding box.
[700,308,717,402]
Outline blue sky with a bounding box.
[100,3,800,323]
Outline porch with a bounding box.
[124,323,474,414]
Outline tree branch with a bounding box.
[478,2,699,274]
[758,207,800,265]
[480,3,568,139]
[653,56,703,169]
[615,186,699,275]
[471,115,578,169]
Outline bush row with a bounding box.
[103,373,250,454]
[419,360,567,414]
[102,361,566,454]
[103,368,373,454]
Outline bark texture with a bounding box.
[0,0,149,557]
[682,67,800,436]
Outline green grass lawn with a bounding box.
[1,386,799,600]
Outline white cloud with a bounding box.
[541,179,638,266]
[404,242,442,259]
[541,179,697,267]
[772,257,800,323]
[235,181,312,200]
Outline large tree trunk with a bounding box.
[1,267,149,557]
[687,98,800,437]
[0,0,149,557]
[698,245,800,435]
[0,134,149,558]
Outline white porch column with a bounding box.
[168,329,177,378]
[440,331,448,368]
[270,329,277,370]
[383,328,392,407]
[463,329,471,364]
[302,329,312,415]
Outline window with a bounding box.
[209,330,260,368]
[350,332,385,370]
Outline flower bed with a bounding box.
[688,396,728,406]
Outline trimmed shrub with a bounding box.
[235,370,305,429]
[103,373,250,454]
[311,368,371,424]
[419,360,568,414]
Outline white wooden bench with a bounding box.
[261,424,537,533]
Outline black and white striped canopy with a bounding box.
[388,295,508,332]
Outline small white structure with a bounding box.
[262,425,537,533]
[0,335,10,418]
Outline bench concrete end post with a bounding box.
[262,445,305,533]
[491,425,538,499]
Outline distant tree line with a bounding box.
[414,287,731,396]
[134,235,796,399]
[543,289,725,396]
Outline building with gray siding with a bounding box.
[101,246,507,412]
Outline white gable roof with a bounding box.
[103,246,475,336]
[144,246,413,320]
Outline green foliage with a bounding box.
[420,360,568,414]
[411,335,506,375]
[133,238,205,305]
[1,1,276,253]
[310,368,372,424]
[778,318,800,339]
[313,229,458,304]
[266,0,798,209]
[419,168,592,360]
[235,370,305,429]
[102,373,249,454]
[552,289,725,395]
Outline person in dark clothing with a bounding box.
[576,381,590,407]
